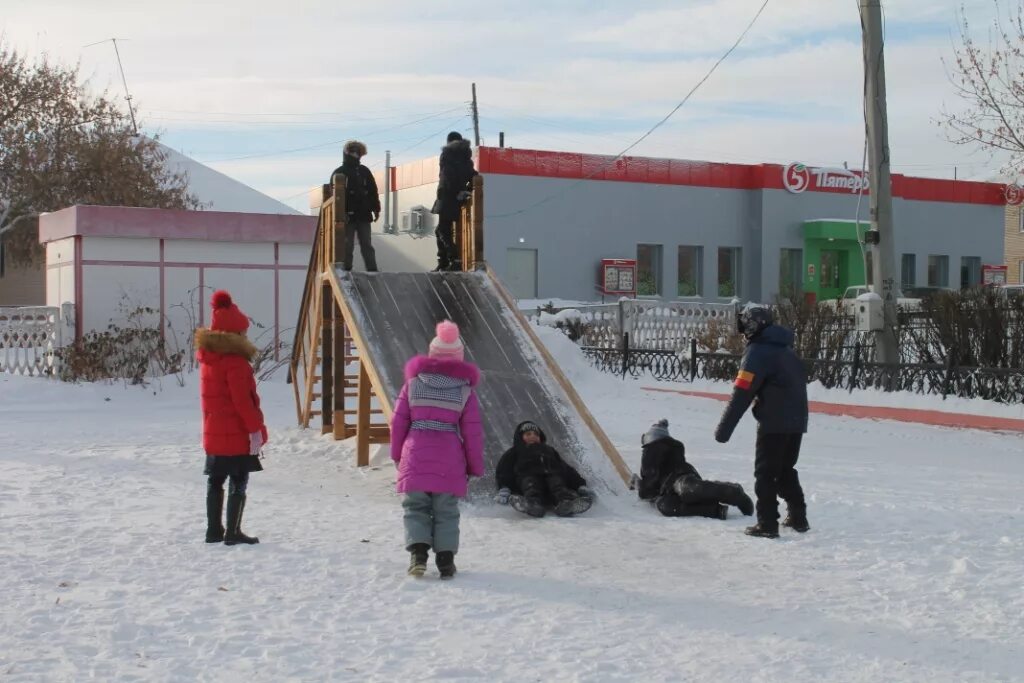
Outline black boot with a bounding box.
[435,550,457,579]
[408,543,429,577]
[205,487,225,543]
[677,502,728,519]
[224,493,259,545]
[509,495,546,518]
[554,493,592,517]
[695,480,755,516]
[745,521,780,538]
[782,508,810,533]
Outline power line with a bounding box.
[487,0,771,220]
[202,106,467,163]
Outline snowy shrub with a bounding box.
[54,305,185,385]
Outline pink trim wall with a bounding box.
[38,205,316,245]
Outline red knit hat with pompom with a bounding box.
[210,290,249,334]
[428,320,464,361]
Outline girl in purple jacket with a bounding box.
[390,320,484,579]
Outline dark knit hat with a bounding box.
[210,290,249,334]
[519,421,541,436]
[446,131,463,143]
[641,419,670,446]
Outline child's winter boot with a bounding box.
[224,493,259,545]
[435,550,457,579]
[554,493,592,517]
[782,508,810,533]
[510,495,546,518]
[744,521,780,538]
[205,487,225,543]
[408,543,429,577]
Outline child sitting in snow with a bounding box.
[632,419,754,519]
[390,320,484,579]
[494,421,595,518]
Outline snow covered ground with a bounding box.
[2,329,1022,682]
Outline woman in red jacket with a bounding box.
[195,290,268,545]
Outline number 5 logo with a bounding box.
[783,162,810,194]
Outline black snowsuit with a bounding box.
[637,436,751,518]
[714,324,809,525]
[329,155,381,271]
[329,155,381,223]
[433,139,477,268]
[495,422,586,507]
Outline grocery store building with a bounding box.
[375,147,1009,303]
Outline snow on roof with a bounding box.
[155,141,300,215]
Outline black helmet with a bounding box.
[737,303,773,340]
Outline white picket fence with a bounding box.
[528,299,740,350]
[0,304,74,376]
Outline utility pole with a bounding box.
[860,0,900,369]
[84,38,138,135]
[471,83,481,147]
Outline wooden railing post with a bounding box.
[357,361,371,466]
[470,175,484,269]
[321,280,333,435]
[332,174,347,267]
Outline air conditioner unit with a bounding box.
[400,205,432,236]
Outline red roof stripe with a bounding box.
[388,146,1007,205]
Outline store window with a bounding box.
[718,247,741,298]
[928,255,949,287]
[900,253,916,289]
[960,256,981,289]
[636,244,662,296]
[1019,260,1024,284]
[677,246,702,297]
[779,248,802,300]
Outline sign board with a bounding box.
[983,264,1008,286]
[1005,184,1023,206]
[598,258,637,296]
[784,162,869,195]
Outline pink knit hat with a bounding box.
[428,320,464,361]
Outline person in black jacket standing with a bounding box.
[330,140,380,272]
[715,304,810,538]
[433,131,477,271]
[633,419,753,519]
[494,421,594,517]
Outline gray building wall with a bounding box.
[487,176,1005,303]
[387,172,1005,302]
[484,175,757,301]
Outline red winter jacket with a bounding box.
[195,329,268,456]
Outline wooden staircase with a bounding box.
[289,173,485,466]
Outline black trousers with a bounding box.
[753,432,805,523]
[520,473,574,504]
[208,471,249,495]
[343,220,378,271]
[435,216,458,268]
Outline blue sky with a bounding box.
[3,0,1011,212]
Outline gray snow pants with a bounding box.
[402,492,460,553]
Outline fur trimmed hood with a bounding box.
[194,328,258,361]
[404,354,479,386]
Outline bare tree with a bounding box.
[0,41,200,267]
[940,1,1024,175]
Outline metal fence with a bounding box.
[580,337,1024,404]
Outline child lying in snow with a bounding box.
[494,421,594,518]
[632,419,753,519]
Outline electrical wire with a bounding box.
[486,0,771,220]
[201,106,467,163]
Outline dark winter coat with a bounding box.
[636,436,699,500]
[495,422,586,494]
[436,139,477,221]
[330,155,381,223]
[195,329,268,457]
[715,324,809,442]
